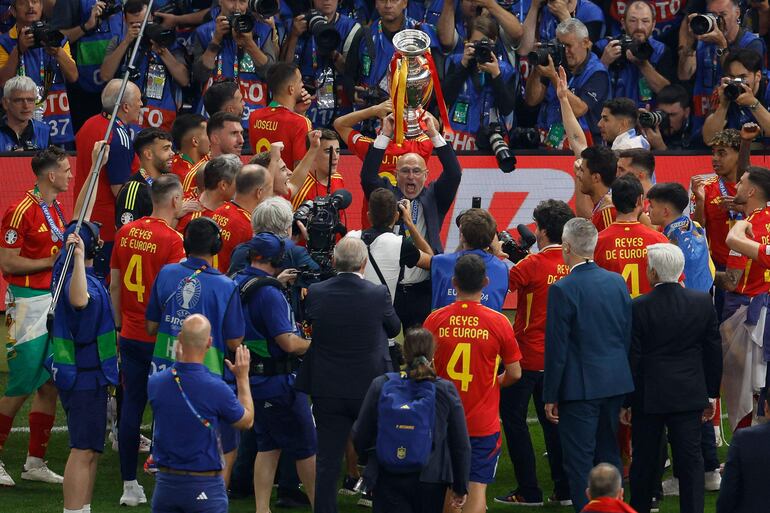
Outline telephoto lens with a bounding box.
[690,13,720,36]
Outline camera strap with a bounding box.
[364,232,405,288]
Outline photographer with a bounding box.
[443,14,517,151]
[280,0,362,129]
[192,0,277,125]
[597,97,650,149]
[100,0,189,131]
[678,0,765,130]
[518,0,605,57]
[640,84,706,151]
[702,48,770,145]
[524,18,608,149]
[594,0,674,106]
[0,0,78,148]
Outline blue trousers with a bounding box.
[152,473,228,512]
[118,337,154,481]
[558,395,624,513]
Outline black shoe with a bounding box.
[276,487,311,509]
[357,491,373,508]
[339,475,360,496]
[650,496,661,513]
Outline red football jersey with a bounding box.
[212,201,252,274]
[592,204,617,233]
[696,177,738,267]
[176,207,215,235]
[170,153,195,182]
[248,104,312,168]
[291,172,346,210]
[1,191,65,289]
[508,246,569,371]
[182,154,209,199]
[425,301,522,437]
[727,207,770,297]
[594,221,669,298]
[111,217,185,342]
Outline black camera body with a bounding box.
[477,124,516,173]
[638,110,670,130]
[509,127,540,149]
[227,11,255,34]
[248,0,279,18]
[303,10,341,56]
[100,0,122,19]
[690,13,723,36]
[499,224,536,264]
[724,78,747,102]
[527,40,565,68]
[292,189,352,268]
[611,35,653,61]
[28,21,64,49]
[142,22,175,48]
[359,86,389,106]
[471,39,495,64]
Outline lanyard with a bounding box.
[139,168,154,186]
[33,186,65,242]
[664,215,690,238]
[169,367,213,429]
[215,42,240,80]
[592,191,612,216]
[718,178,743,220]
[401,200,419,237]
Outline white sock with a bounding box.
[82,505,91,513]
[124,479,138,488]
[63,508,83,513]
[25,455,44,469]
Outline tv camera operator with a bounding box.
[361,113,461,331]
[280,0,362,129]
[639,84,706,151]
[594,0,674,107]
[0,0,78,148]
[443,14,518,153]
[100,0,189,132]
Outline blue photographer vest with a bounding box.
[724,78,770,145]
[0,27,75,145]
[539,0,605,42]
[594,36,666,106]
[75,0,124,93]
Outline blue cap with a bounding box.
[63,221,101,259]
[244,232,283,259]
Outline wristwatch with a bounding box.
[716,47,728,58]
[750,99,761,110]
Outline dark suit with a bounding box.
[295,273,401,513]
[717,422,770,513]
[628,283,722,513]
[543,262,634,512]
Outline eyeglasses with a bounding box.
[397,167,427,176]
[9,97,36,105]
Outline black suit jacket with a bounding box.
[628,283,722,414]
[294,273,401,399]
[717,422,770,513]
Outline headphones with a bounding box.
[65,221,102,260]
[252,231,286,268]
[183,216,223,256]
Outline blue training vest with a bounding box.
[430,249,509,312]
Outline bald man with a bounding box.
[149,314,253,513]
[582,464,635,513]
[361,113,462,330]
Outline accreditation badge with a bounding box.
[452,101,469,125]
[145,64,166,101]
[638,77,652,103]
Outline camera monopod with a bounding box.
[47,0,156,325]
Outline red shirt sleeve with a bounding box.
[508,256,534,291]
[497,316,522,365]
[1,206,24,249]
[349,131,373,162]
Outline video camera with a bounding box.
[477,124,516,173]
[690,13,723,36]
[227,11,255,34]
[470,39,495,65]
[498,224,536,264]
[28,21,64,49]
[608,35,653,61]
[293,189,353,269]
[638,110,669,129]
[527,40,565,67]
[724,78,747,102]
[303,10,341,56]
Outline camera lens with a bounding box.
[691,13,717,36]
[724,81,743,102]
[488,132,516,174]
[248,0,279,17]
[305,10,341,55]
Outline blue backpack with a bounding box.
[376,372,436,473]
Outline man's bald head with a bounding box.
[587,463,623,500]
[395,153,428,200]
[178,314,212,351]
[236,164,270,197]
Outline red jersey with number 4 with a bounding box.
[111,217,185,342]
[727,207,770,297]
[248,105,311,168]
[695,177,737,267]
[508,246,568,371]
[212,201,252,274]
[1,191,65,289]
[594,221,669,298]
[425,301,521,437]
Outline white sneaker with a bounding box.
[705,470,722,491]
[662,477,680,496]
[120,482,148,506]
[20,462,63,484]
[109,430,119,452]
[0,460,15,487]
[139,434,151,453]
[714,425,724,447]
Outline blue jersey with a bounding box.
[146,257,245,377]
[594,36,667,107]
[0,117,49,152]
[149,362,244,472]
[233,267,300,398]
[664,216,715,293]
[430,249,509,312]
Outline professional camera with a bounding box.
[142,22,175,47]
[690,13,722,36]
[527,40,565,68]
[477,124,516,173]
[248,0,279,17]
[28,21,64,49]
[724,78,747,102]
[509,127,541,149]
[638,110,670,129]
[303,10,341,56]
[292,189,353,268]
[470,39,495,64]
[227,11,255,34]
[359,86,389,106]
[498,224,536,264]
[100,0,122,19]
[610,35,653,61]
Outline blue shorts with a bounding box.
[469,432,501,484]
[152,472,227,513]
[252,387,316,459]
[59,386,108,452]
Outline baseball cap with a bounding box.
[62,220,101,260]
[244,232,284,260]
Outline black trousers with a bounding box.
[66,81,103,133]
[394,280,432,331]
[499,370,569,501]
[630,409,704,513]
[373,471,448,513]
[313,396,364,513]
